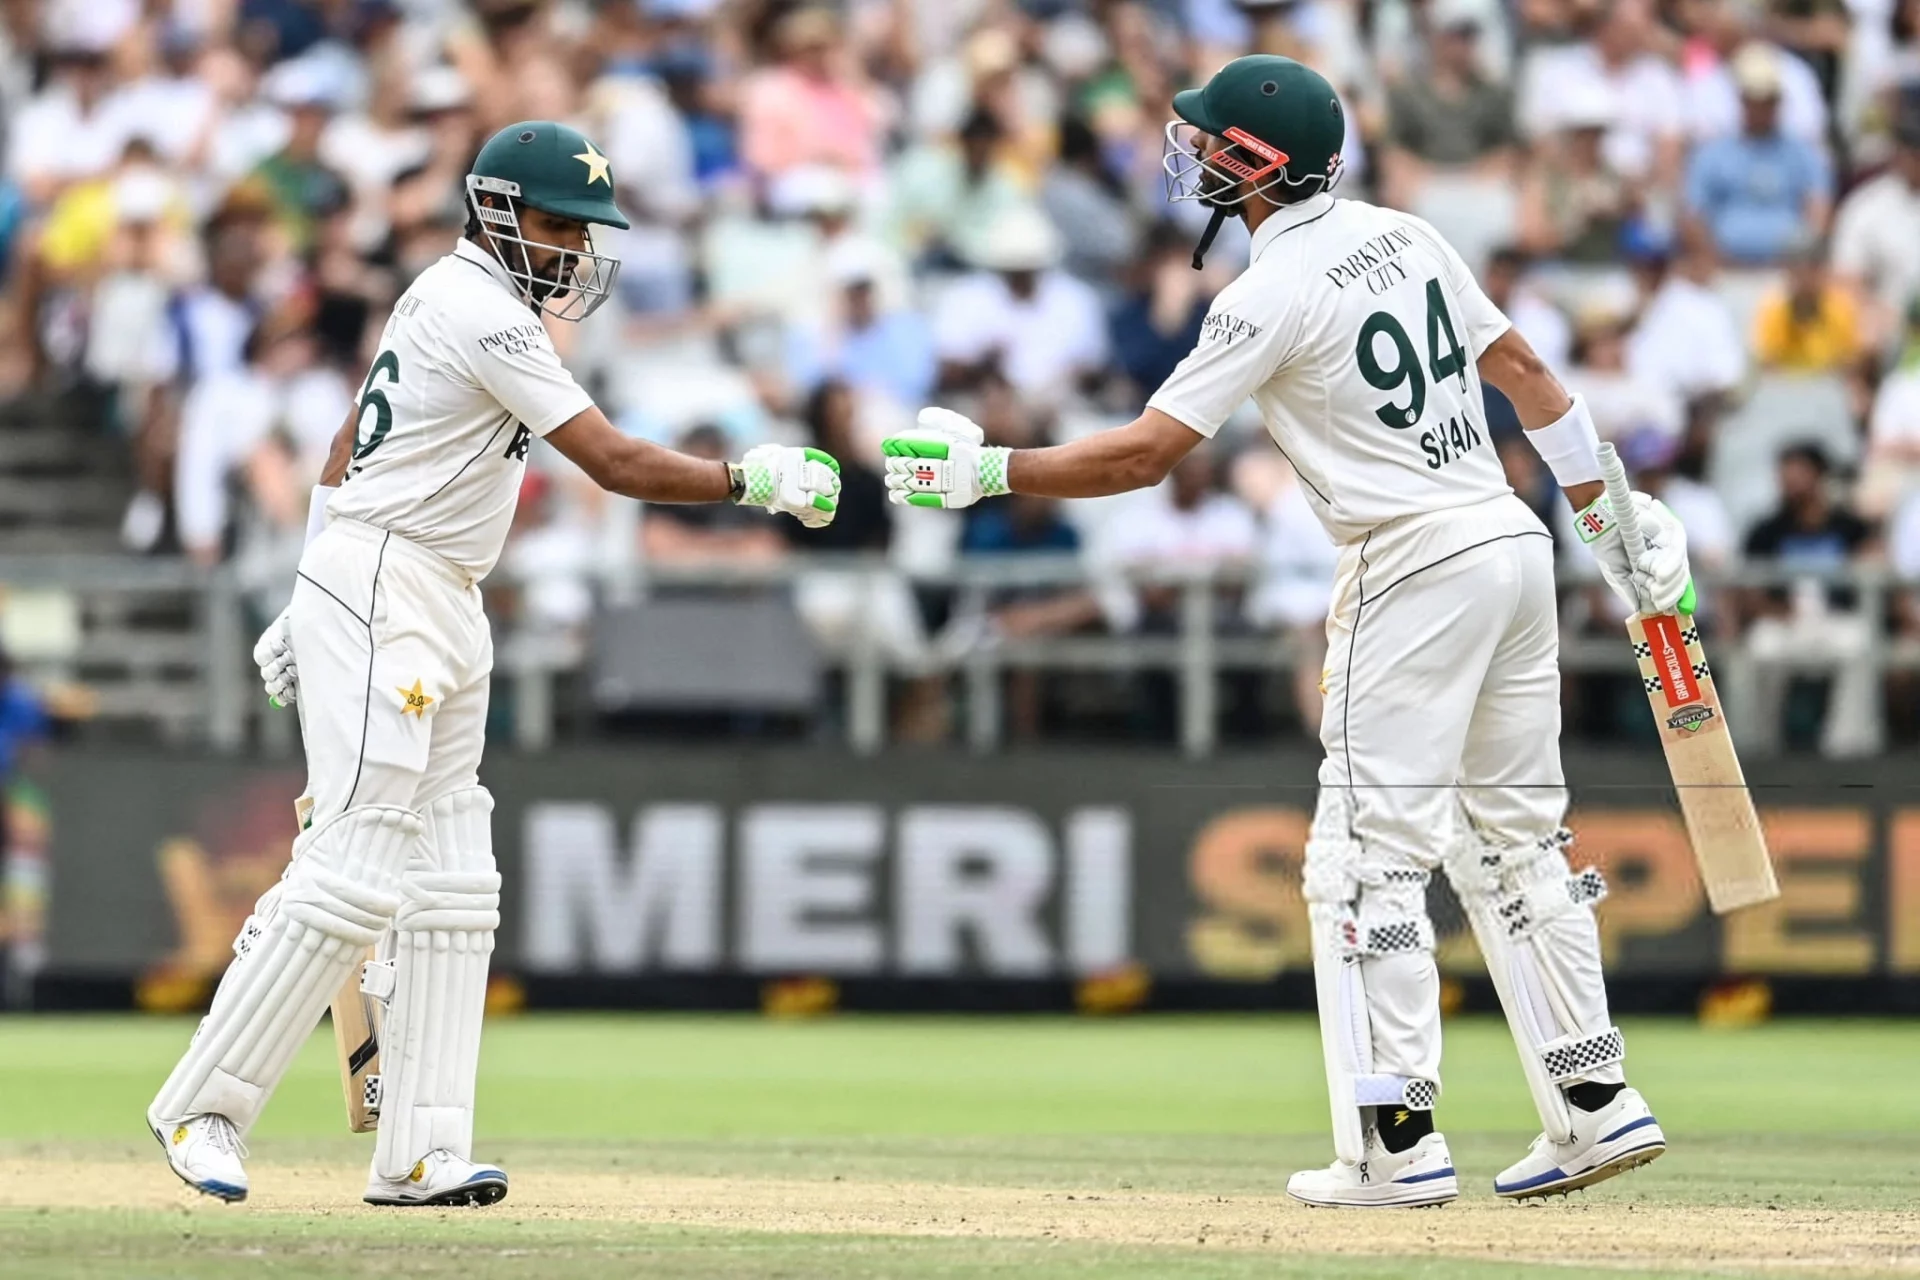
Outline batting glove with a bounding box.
[1577,490,1696,616]
[735,444,841,528]
[253,607,298,707]
[882,407,1012,510]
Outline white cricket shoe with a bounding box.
[1287,1130,1458,1208]
[153,1113,248,1202]
[1494,1086,1666,1199]
[364,1150,509,1207]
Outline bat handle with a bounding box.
[1596,441,1648,563]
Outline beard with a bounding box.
[525,251,573,302]
[1195,158,1241,210]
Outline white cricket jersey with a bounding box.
[325,238,594,579]
[1149,193,1542,576]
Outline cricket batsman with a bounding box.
[882,57,1687,1206]
[149,121,842,1206]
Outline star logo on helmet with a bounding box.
[573,141,612,187]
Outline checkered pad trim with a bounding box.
[1632,641,1652,658]
[1365,921,1425,954]
[1353,1075,1439,1109]
[1568,867,1609,906]
[1541,1027,1626,1082]
[1644,676,1664,694]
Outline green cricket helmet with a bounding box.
[1163,56,1345,267]
[466,120,631,321]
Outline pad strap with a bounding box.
[1541,1026,1626,1083]
[1354,1075,1439,1110]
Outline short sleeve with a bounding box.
[460,312,595,437]
[1146,284,1290,438]
[1413,218,1511,359]
[1829,189,1876,278]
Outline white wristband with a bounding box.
[306,485,337,547]
[1522,395,1603,489]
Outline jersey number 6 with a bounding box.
[1355,279,1466,432]
[352,350,403,461]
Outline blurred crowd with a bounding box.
[7,0,1920,751]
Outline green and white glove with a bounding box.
[881,407,1011,510]
[1576,489,1696,615]
[734,443,841,528]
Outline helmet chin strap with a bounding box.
[1191,205,1229,270]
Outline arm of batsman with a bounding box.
[738,444,841,528]
[882,407,1011,510]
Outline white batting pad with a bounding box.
[150,806,419,1134]
[373,787,500,1179]
[1449,821,1623,1142]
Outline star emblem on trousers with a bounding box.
[397,679,434,718]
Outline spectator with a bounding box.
[1110,221,1212,401]
[1733,442,1881,757]
[1860,300,1920,516]
[1677,0,1829,146]
[1626,238,1747,407]
[7,37,125,207]
[1766,0,1852,104]
[1041,115,1140,285]
[786,380,940,737]
[1831,94,1920,355]
[1752,236,1862,372]
[1105,450,1260,631]
[786,241,936,412]
[738,7,884,185]
[1516,80,1635,264]
[1520,0,1685,186]
[1483,246,1572,373]
[1564,300,1686,444]
[1619,428,1736,576]
[887,106,1029,267]
[252,57,352,254]
[1247,458,1338,734]
[1381,0,1518,212]
[1683,44,1832,265]
[954,492,1103,738]
[932,203,1109,404]
[173,316,348,568]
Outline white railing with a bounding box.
[2,553,1915,757]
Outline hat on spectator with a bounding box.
[1430,0,1483,33]
[44,0,137,55]
[113,169,172,226]
[1557,77,1619,131]
[1731,43,1783,100]
[768,165,857,219]
[965,28,1021,80]
[825,238,887,288]
[964,204,1062,273]
[411,65,471,116]
[264,58,344,112]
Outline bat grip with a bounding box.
[1596,441,1647,562]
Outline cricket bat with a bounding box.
[331,953,384,1132]
[295,795,384,1132]
[1598,443,1778,914]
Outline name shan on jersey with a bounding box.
[1420,412,1484,471]
[1323,227,1416,296]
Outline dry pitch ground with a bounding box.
[3,1015,1918,1278]
[3,1154,1919,1278]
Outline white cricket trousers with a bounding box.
[1313,513,1615,1089]
[293,518,493,820]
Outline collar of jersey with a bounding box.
[453,237,520,296]
[1249,192,1336,263]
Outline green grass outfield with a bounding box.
[0,1014,1915,1279]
